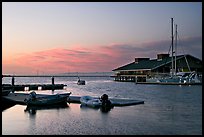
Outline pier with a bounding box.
[111,75,202,85]
[111,75,147,82]
[2,74,112,92]
[2,84,66,91]
[2,92,144,107]
[2,75,75,92]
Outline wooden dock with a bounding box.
[2,92,144,107]
[2,84,66,91]
[111,75,202,85]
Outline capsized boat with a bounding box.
[24,91,71,106]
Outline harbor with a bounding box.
[2,2,202,135]
[111,18,202,85]
[2,76,202,135]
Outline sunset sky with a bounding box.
[2,2,202,75]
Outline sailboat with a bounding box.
[156,18,202,84]
[77,77,85,85]
[77,74,85,85]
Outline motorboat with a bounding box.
[80,96,102,108]
[24,91,71,106]
[77,79,85,85]
[80,94,113,109]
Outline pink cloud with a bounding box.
[2,36,202,74]
[9,46,116,74]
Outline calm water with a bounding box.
[2,75,202,135]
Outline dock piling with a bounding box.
[52,76,54,91]
[12,76,15,93]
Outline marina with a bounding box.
[111,18,202,85]
[2,76,202,135]
[2,2,202,135]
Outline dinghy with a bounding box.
[80,94,113,109]
[80,96,102,108]
[24,91,71,106]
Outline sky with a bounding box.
[2,2,202,75]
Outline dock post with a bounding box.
[135,76,137,84]
[12,76,15,92]
[52,76,54,91]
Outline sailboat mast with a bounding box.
[175,24,177,74]
[171,18,174,77]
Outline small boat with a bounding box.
[77,80,86,85]
[24,91,71,106]
[80,96,102,108]
[146,18,202,85]
[77,76,85,85]
[80,94,113,109]
[158,71,202,84]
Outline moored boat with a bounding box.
[80,94,113,109]
[80,96,102,108]
[77,76,86,85]
[77,80,85,85]
[146,18,202,85]
[24,91,71,106]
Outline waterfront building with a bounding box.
[112,54,202,82]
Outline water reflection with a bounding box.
[100,106,114,113]
[24,103,69,115]
[80,104,114,113]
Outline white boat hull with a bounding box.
[80,96,102,108]
[25,92,71,106]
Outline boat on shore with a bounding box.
[24,91,71,106]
